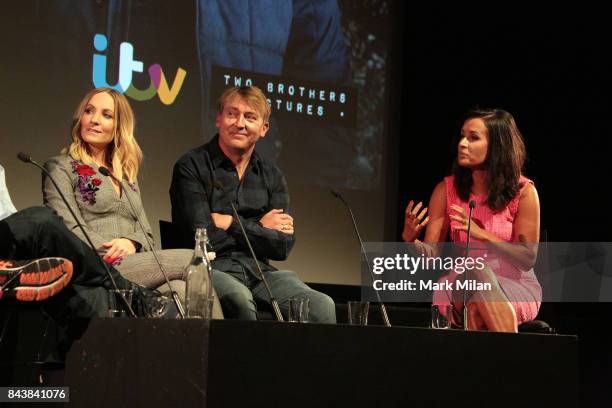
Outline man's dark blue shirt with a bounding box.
[170,135,295,276]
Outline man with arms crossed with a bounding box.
[170,86,335,322]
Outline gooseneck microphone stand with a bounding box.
[462,200,476,330]
[213,181,284,322]
[98,166,185,318]
[331,190,391,327]
[228,199,284,322]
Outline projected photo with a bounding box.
[198,0,390,190]
[2,0,390,192]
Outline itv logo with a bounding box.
[92,34,186,105]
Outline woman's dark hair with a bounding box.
[452,108,526,211]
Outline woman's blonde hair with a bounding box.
[64,88,142,183]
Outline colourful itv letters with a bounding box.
[92,34,186,105]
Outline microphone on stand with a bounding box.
[462,200,476,330]
[213,180,284,322]
[17,152,136,317]
[98,166,185,318]
[331,190,391,327]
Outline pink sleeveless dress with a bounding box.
[432,175,542,324]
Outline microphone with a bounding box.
[213,180,284,322]
[462,199,476,330]
[18,152,136,317]
[17,152,31,163]
[331,190,391,327]
[98,166,185,318]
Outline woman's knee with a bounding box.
[467,303,486,330]
[157,249,194,280]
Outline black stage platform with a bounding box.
[57,319,578,408]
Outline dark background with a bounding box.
[392,6,610,241]
[388,5,611,406]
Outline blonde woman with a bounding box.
[43,88,222,318]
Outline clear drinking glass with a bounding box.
[431,304,452,329]
[108,289,133,317]
[288,298,310,323]
[347,301,369,325]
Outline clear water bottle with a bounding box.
[184,228,214,318]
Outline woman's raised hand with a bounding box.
[402,200,429,242]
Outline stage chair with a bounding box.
[518,319,555,334]
[159,220,187,249]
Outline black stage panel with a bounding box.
[207,320,578,408]
[64,319,578,407]
[66,319,210,407]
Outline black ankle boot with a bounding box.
[131,284,180,318]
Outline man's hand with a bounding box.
[260,209,294,235]
[211,212,234,230]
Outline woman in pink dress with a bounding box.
[403,109,542,332]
